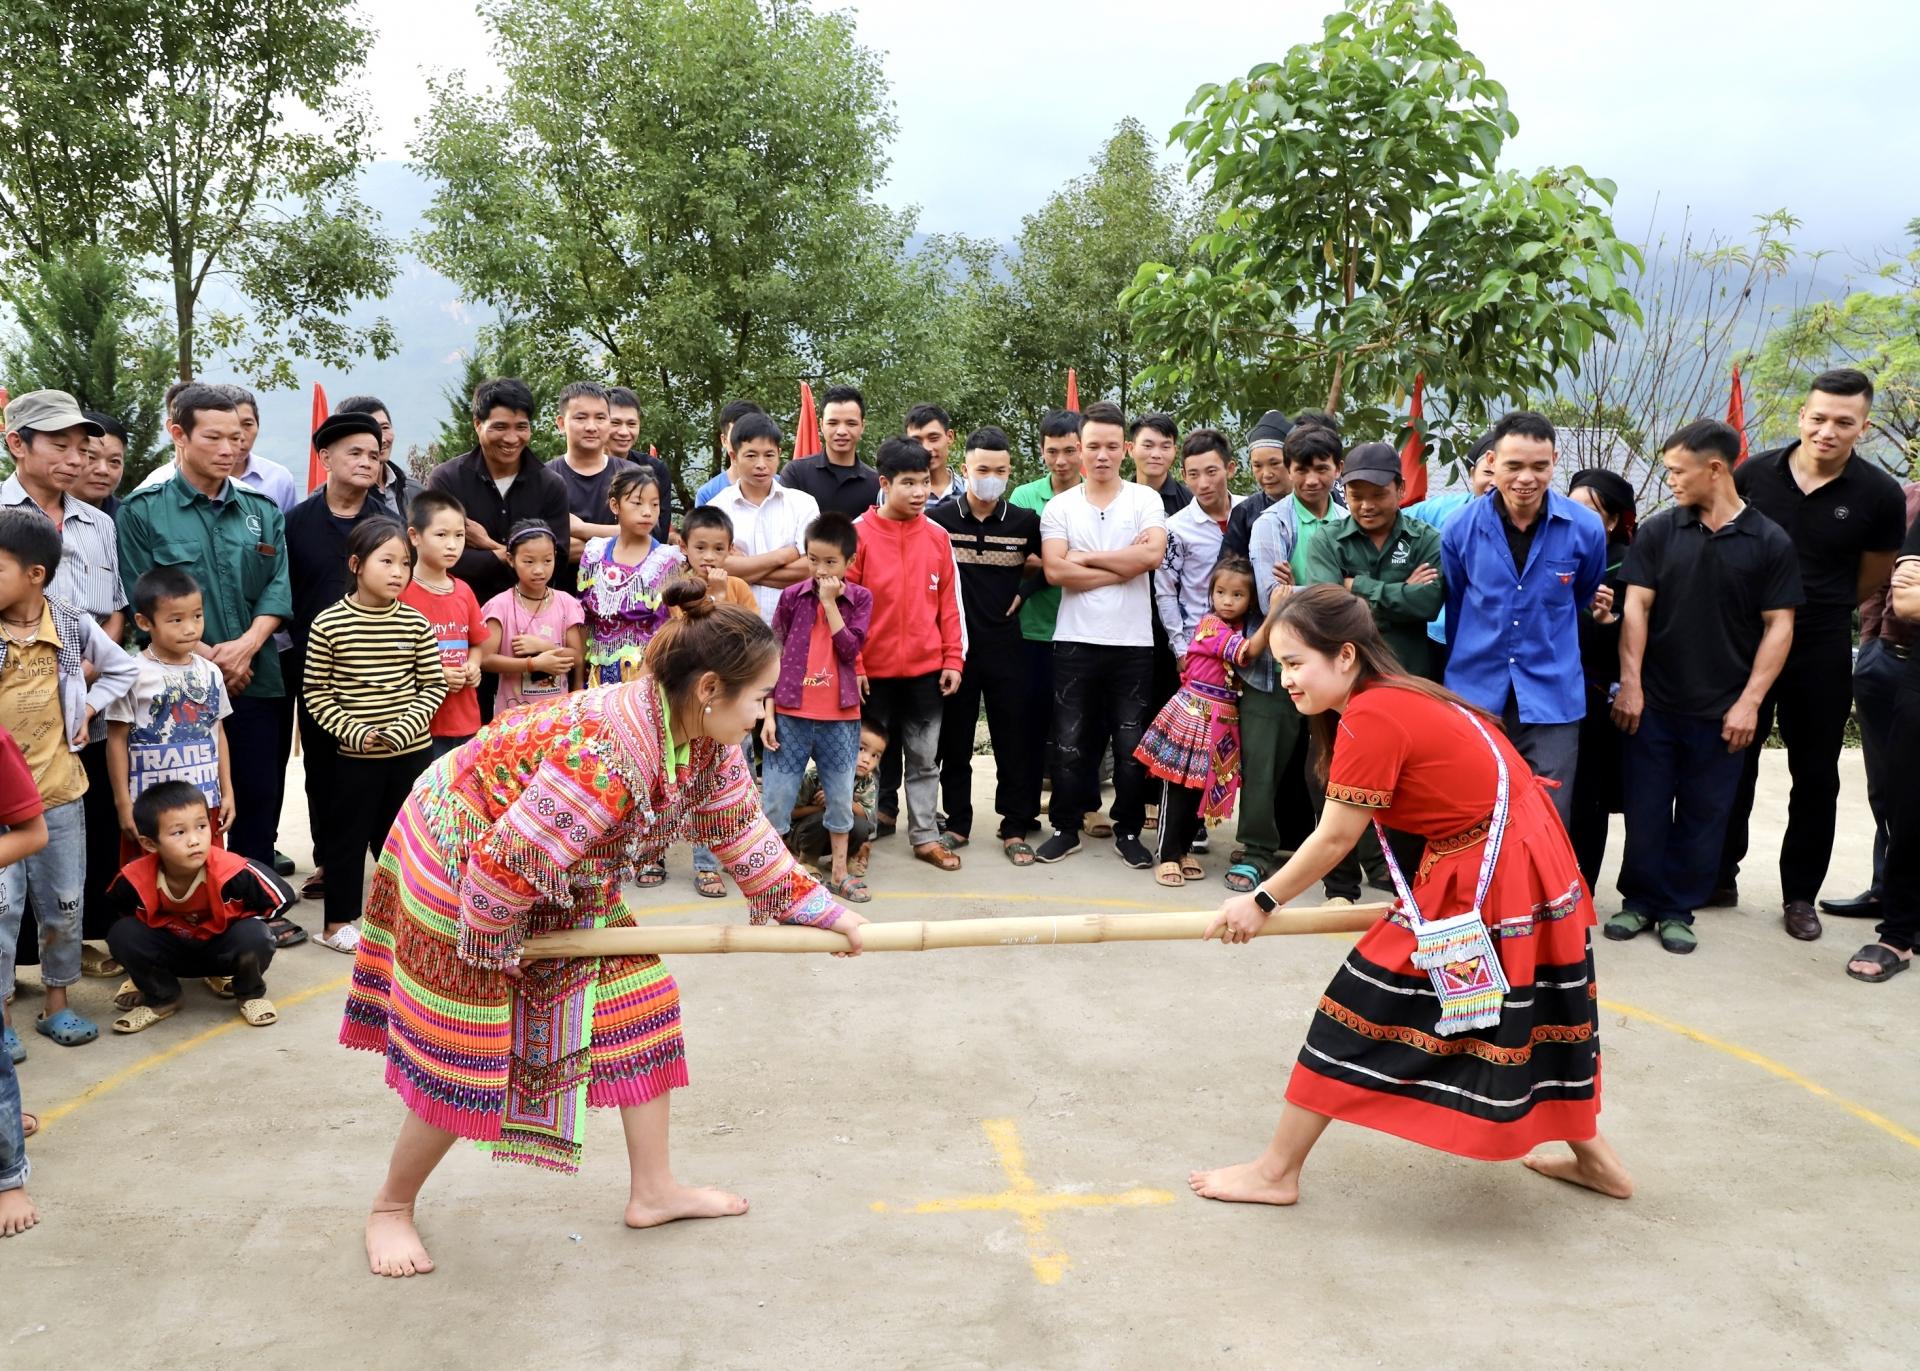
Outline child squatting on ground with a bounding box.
[103,780,296,1034]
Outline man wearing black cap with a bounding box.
[1302,442,1444,677]
[1220,410,1294,560]
[284,412,393,910]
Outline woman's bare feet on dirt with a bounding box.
[1521,1141,1635,1199]
[624,1184,749,1229]
[1187,1159,1300,1206]
[0,1187,38,1237]
[365,1203,436,1276]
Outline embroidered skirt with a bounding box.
[340,783,687,1173]
[1135,685,1242,820]
[1284,782,1602,1160]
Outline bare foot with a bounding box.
[623,1184,749,1229]
[1187,1160,1299,1206]
[365,1204,436,1276]
[0,1187,40,1237]
[1522,1146,1635,1200]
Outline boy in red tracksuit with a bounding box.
[847,436,966,871]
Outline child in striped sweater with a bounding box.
[301,519,447,954]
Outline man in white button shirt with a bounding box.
[705,412,818,622]
[1035,401,1168,867]
[1155,429,1243,659]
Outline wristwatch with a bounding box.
[1252,887,1278,914]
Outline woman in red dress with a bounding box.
[1193,585,1633,1204]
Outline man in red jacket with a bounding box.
[848,437,966,871]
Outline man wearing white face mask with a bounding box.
[928,426,1046,863]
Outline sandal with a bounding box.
[80,945,123,978]
[1846,943,1913,984]
[636,863,667,888]
[113,1002,180,1035]
[913,842,961,872]
[113,979,144,1011]
[317,924,362,955]
[3,1026,22,1064]
[939,831,971,851]
[1224,862,1263,894]
[203,976,236,1000]
[1002,838,1036,867]
[238,997,278,1027]
[1154,861,1185,888]
[693,870,727,899]
[265,916,308,948]
[1083,811,1114,838]
[300,871,326,901]
[35,1008,100,1047]
[847,844,871,878]
[826,875,871,904]
[20,1111,37,1140]
[1180,856,1205,881]
[875,812,898,839]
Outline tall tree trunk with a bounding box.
[173,275,195,380]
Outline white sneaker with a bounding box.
[318,924,362,955]
[1191,830,1211,853]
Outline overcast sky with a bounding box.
[361,0,1920,261]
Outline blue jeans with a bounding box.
[0,798,86,992]
[1619,706,1748,926]
[761,715,860,836]
[0,1043,24,1191]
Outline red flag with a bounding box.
[307,382,329,491]
[0,388,10,411]
[1399,372,1429,504]
[1065,368,1079,412]
[1728,363,1750,465]
[648,444,658,457]
[794,381,820,458]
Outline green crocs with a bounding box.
[1603,910,1653,942]
[1657,920,1698,955]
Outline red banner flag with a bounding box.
[794,381,820,459]
[1399,372,1429,504]
[1065,367,1079,412]
[1727,363,1750,465]
[306,382,329,492]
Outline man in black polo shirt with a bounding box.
[1716,368,1906,940]
[1607,420,1802,954]
[928,426,1046,863]
[778,384,879,517]
[424,377,571,605]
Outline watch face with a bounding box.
[1254,889,1277,913]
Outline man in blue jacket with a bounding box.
[1440,411,1609,828]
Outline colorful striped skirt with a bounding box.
[1135,684,1241,821]
[340,784,688,1172]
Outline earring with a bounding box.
[703,704,712,714]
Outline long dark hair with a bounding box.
[1274,584,1499,782]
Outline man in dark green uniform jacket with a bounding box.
[1303,441,1445,678]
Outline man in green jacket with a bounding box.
[1303,442,1445,678]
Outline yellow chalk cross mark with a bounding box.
[870,1117,1175,1285]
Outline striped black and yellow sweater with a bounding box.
[302,596,448,757]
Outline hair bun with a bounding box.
[663,576,716,618]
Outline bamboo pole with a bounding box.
[521,901,1390,959]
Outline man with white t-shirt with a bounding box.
[1035,401,1169,867]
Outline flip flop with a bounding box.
[914,842,962,872]
[1154,861,1185,888]
[693,870,727,899]
[1002,838,1036,867]
[19,1111,36,1140]
[1846,944,1912,984]
[113,1003,180,1035]
[826,875,871,904]
[1223,863,1263,894]
[238,997,278,1027]
[35,1008,99,1047]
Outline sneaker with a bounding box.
[1604,910,1653,942]
[1034,831,1082,864]
[1657,919,1698,954]
[1190,829,1210,854]
[272,849,297,877]
[1114,834,1153,869]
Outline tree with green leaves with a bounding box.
[1746,222,1920,477]
[1124,0,1642,470]
[0,0,397,385]
[415,0,933,497]
[0,250,176,484]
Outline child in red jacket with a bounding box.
[103,781,296,1035]
[847,437,966,871]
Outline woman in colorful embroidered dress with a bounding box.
[1192,585,1633,1206]
[342,579,868,1278]
[579,468,684,687]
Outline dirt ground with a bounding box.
[7,749,1916,1370]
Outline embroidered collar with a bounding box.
[654,683,688,781]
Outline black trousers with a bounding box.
[1156,779,1206,864]
[1875,672,1920,952]
[296,700,340,873]
[107,914,275,1004]
[1718,632,1853,903]
[1007,640,1067,837]
[938,646,1029,840]
[225,692,294,867]
[1852,638,1904,896]
[319,751,430,927]
[1569,687,1625,895]
[1050,642,1152,838]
